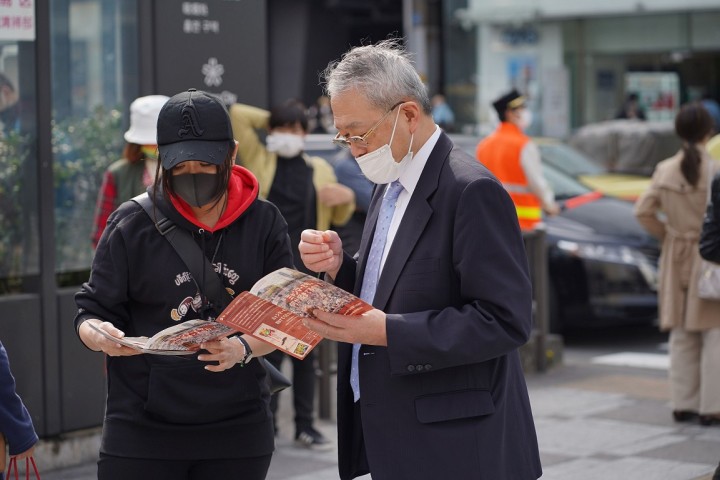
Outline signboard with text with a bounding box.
[625,72,679,122]
[0,0,35,41]
[154,0,268,107]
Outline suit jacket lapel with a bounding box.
[371,132,454,310]
[354,183,383,296]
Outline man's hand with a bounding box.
[303,308,387,346]
[299,229,343,279]
[78,319,142,357]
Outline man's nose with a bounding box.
[350,144,367,159]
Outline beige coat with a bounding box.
[634,150,720,331]
[229,103,354,231]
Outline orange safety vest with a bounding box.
[476,122,542,230]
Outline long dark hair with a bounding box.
[675,102,714,187]
[153,140,236,210]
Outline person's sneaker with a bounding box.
[294,426,332,450]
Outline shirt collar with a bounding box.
[397,125,441,195]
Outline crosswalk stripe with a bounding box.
[591,352,669,370]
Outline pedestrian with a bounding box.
[229,99,355,449]
[298,38,542,479]
[700,93,720,134]
[74,88,294,480]
[634,101,720,427]
[430,93,455,132]
[0,72,20,136]
[91,94,169,248]
[615,92,647,120]
[0,341,38,480]
[307,95,335,134]
[701,171,720,265]
[476,88,560,231]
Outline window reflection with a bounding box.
[51,0,137,283]
[0,40,38,294]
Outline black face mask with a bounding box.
[171,173,221,207]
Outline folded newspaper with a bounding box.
[88,268,372,359]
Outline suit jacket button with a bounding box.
[415,364,424,371]
[407,365,415,372]
[424,364,432,370]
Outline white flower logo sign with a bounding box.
[202,57,224,87]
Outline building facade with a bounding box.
[428,0,720,137]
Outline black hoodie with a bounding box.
[74,165,293,460]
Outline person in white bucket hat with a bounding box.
[91,95,169,247]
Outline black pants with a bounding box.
[97,453,272,480]
[265,349,316,434]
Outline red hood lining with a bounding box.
[169,165,259,232]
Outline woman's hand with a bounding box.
[11,444,35,461]
[78,319,141,356]
[198,337,246,372]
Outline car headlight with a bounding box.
[555,240,658,290]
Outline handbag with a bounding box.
[697,163,720,301]
[698,258,720,301]
[133,193,292,394]
[6,457,40,480]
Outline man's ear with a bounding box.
[403,101,422,133]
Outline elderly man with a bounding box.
[298,39,542,480]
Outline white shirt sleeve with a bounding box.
[520,141,557,211]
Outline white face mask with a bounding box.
[518,109,533,131]
[266,132,305,158]
[356,108,413,184]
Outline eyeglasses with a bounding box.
[332,101,404,149]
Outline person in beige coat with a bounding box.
[634,102,720,426]
[229,99,355,448]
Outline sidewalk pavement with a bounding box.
[36,355,720,480]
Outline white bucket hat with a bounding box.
[123,94,170,145]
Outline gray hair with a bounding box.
[321,38,431,115]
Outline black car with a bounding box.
[541,163,659,332]
[304,133,660,333]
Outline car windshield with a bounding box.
[542,163,593,200]
[538,142,605,177]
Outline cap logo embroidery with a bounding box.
[178,96,205,138]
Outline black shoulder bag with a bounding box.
[133,192,291,394]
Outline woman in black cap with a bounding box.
[74,89,293,480]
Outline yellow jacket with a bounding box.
[229,103,354,231]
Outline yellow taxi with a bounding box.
[535,138,651,202]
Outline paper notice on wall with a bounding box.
[541,67,570,139]
[0,0,35,41]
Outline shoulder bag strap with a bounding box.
[131,193,291,392]
[132,193,232,308]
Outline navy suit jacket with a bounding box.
[0,341,38,459]
[334,132,542,480]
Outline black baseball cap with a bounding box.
[492,89,526,119]
[157,88,234,169]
